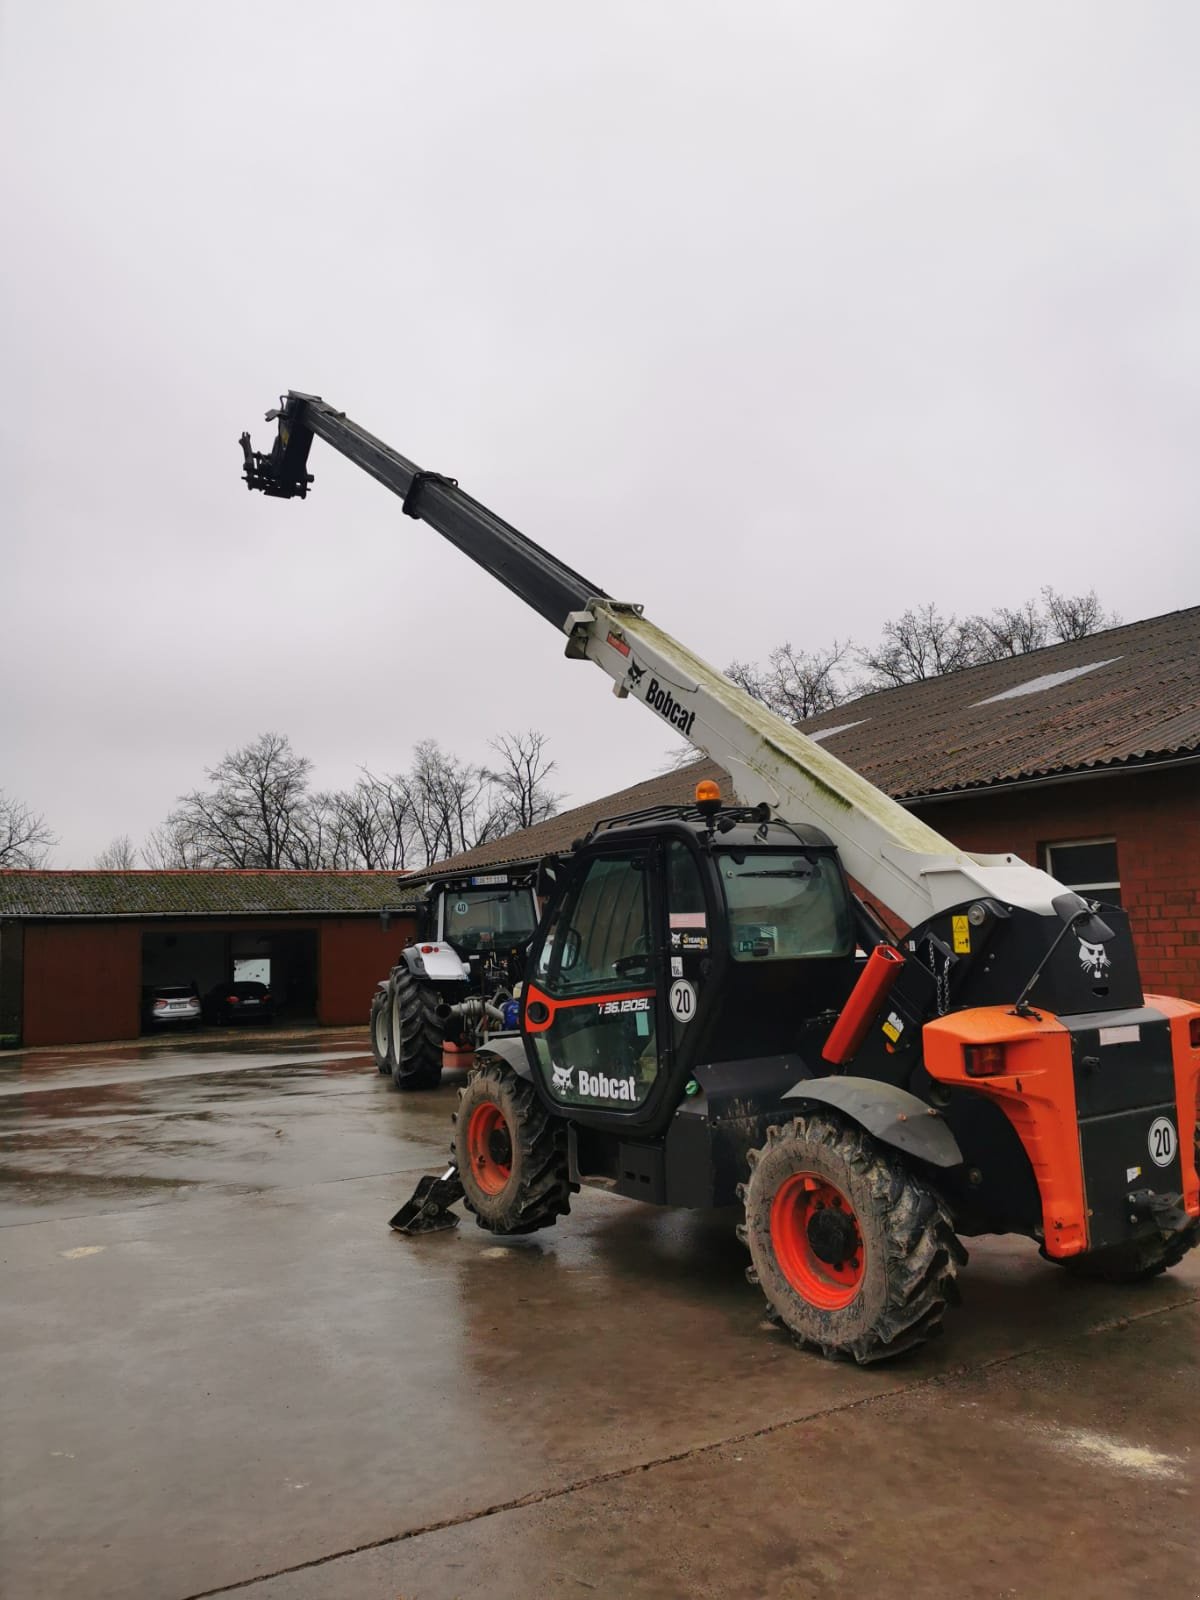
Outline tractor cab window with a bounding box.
[720,852,852,961]
[442,888,537,954]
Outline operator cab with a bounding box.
[521,791,859,1136]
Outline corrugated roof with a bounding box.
[0,870,408,920]
[416,604,1200,879]
[798,604,1200,799]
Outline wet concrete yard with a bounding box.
[2,1034,1196,1598]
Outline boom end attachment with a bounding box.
[239,394,319,498]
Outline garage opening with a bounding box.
[140,929,318,1033]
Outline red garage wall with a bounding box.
[910,766,1200,1002]
[318,917,416,1025]
[23,923,142,1046]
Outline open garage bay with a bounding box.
[1,1036,1196,1599]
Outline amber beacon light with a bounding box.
[695,779,722,815]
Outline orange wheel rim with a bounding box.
[770,1172,865,1310]
[467,1102,513,1195]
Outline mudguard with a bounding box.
[783,1075,963,1169]
[476,1034,531,1081]
[402,942,470,983]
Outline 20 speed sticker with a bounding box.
[1147,1117,1177,1168]
[668,979,697,1023]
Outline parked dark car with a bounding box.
[202,980,275,1026]
[142,984,202,1029]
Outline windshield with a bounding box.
[719,852,852,961]
[442,888,538,954]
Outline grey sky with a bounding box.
[3,2,1197,866]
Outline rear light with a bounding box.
[420,945,436,954]
[1189,1017,1200,1049]
[153,999,168,1010]
[965,1043,1007,1078]
[227,995,240,1004]
[261,992,271,1001]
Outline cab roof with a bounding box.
[585,805,834,853]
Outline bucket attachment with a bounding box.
[389,1165,465,1234]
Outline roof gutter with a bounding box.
[897,749,1200,808]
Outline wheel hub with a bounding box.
[487,1124,513,1167]
[769,1172,866,1310]
[806,1205,859,1268]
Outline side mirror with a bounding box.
[536,855,562,900]
[561,928,582,971]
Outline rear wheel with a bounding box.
[388,968,444,1090]
[739,1113,966,1364]
[369,988,390,1074]
[452,1060,573,1234]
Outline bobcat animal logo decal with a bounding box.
[551,1063,574,1093]
[1078,938,1111,980]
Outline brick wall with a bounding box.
[908,765,1199,1002]
[317,916,417,1025]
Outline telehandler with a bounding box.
[241,394,1199,1362]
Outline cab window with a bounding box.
[720,852,851,961]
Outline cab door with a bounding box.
[523,847,664,1114]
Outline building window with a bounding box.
[1044,838,1121,908]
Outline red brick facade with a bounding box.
[908,766,1199,1001]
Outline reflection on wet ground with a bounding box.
[0,1031,459,1225]
[2,1030,1197,1600]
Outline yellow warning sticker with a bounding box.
[952,915,971,954]
[882,1011,903,1043]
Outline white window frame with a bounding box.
[1044,837,1120,900]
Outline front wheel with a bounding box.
[740,1113,966,1364]
[369,988,391,1074]
[452,1060,574,1234]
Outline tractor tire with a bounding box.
[452,1059,574,1235]
[739,1112,966,1365]
[369,988,391,1074]
[388,968,444,1091]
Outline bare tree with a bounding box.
[969,598,1048,662]
[726,640,853,721]
[164,732,313,868]
[1042,586,1119,642]
[145,730,562,872]
[484,730,562,832]
[858,604,978,687]
[94,834,138,869]
[142,816,210,868]
[0,791,57,868]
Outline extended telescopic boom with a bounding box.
[241,392,1067,929]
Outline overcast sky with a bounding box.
[2,2,1197,867]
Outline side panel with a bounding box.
[23,923,141,1046]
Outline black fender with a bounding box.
[475,1033,532,1081]
[783,1075,963,1169]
